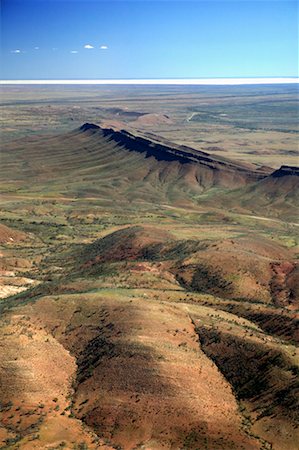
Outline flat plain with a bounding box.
[1,84,298,167]
[0,84,298,450]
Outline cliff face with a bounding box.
[1,123,271,202]
[215,162,299,222]
[270,165,299,178]
[81,122,270,176]
[1,122,298,450]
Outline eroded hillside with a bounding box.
[0,124,298,449]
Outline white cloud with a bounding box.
[100,45,108,50]
[71,50,78,53]
[84,44,94,49]
[11,49,21,53]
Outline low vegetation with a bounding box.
[0,85,298,449]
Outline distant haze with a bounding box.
[1,78,298,85]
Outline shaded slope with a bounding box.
[1,119,298,450]
[6,123,298,221]
[77,225,298,308]
[194,324,299,450]
[216,165,299,221]
[246,165,299,205]
[0,292,262,450]
[177,237,298,307]
[0,224,297,449]
[1,124,270,205]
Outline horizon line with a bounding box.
[0,77,298,86]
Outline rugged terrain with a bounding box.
[1,84,298,167]
[0,86,298,450]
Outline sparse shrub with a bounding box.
[73,442,88,450]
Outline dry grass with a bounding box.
[0,85,298,449]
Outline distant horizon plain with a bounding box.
[1,77,298,85]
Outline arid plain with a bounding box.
[0,84,298,450]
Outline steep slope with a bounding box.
[7,123,299,222]
[1,122,298,449]
[245,165,299,204]
[0,292,264,450]
[1,124,270,204]
[76,226,298,308]
[1,225,298,449]
[216,165,299,221]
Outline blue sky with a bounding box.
[1,0,298,80]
